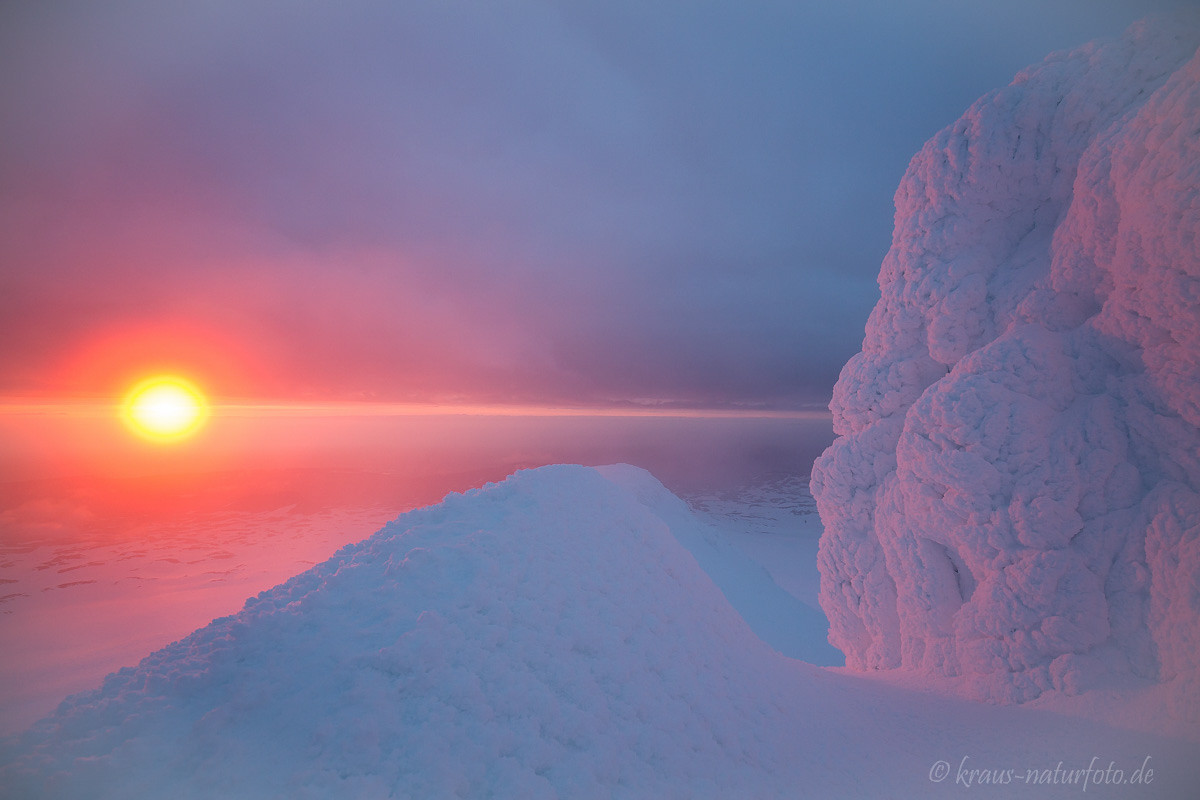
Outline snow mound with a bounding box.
[0,465,808,798]
[811,14,1200,711]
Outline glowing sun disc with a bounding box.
[122,376,209,442]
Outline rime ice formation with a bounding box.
[811,15,1200,711]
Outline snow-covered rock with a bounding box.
[811,14,1200,712]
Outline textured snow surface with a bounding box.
[5,464,1196,798]
[811,14,1200,711]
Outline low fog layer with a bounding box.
[812,14,1200,712]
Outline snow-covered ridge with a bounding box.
[0,465,779,797]
[811,14,1200,711]
[2,465,852,799]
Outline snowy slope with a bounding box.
[2,465,1197,799]
[611,470,842,667]
[684,476,823,612]
[681,477,839,664]
[811,13,1200,712]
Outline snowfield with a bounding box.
[2,465,1197,798]
[811,13,1200,712]
[5,13,1200,798]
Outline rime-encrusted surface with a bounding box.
[811,15,1200,711]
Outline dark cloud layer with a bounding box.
[0,0,1189,408]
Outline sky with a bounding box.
[1,0,1192,411]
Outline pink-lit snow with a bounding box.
[811,12,1200,712]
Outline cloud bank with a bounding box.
[2,0,1193,407]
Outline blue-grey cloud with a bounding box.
[0,0,1191,407]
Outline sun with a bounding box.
[122,375,209,442]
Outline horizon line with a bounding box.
[0,398,832,421]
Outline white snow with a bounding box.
[684,476,823,612]
[2,464,1197,798]
[811,13,1200,713]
